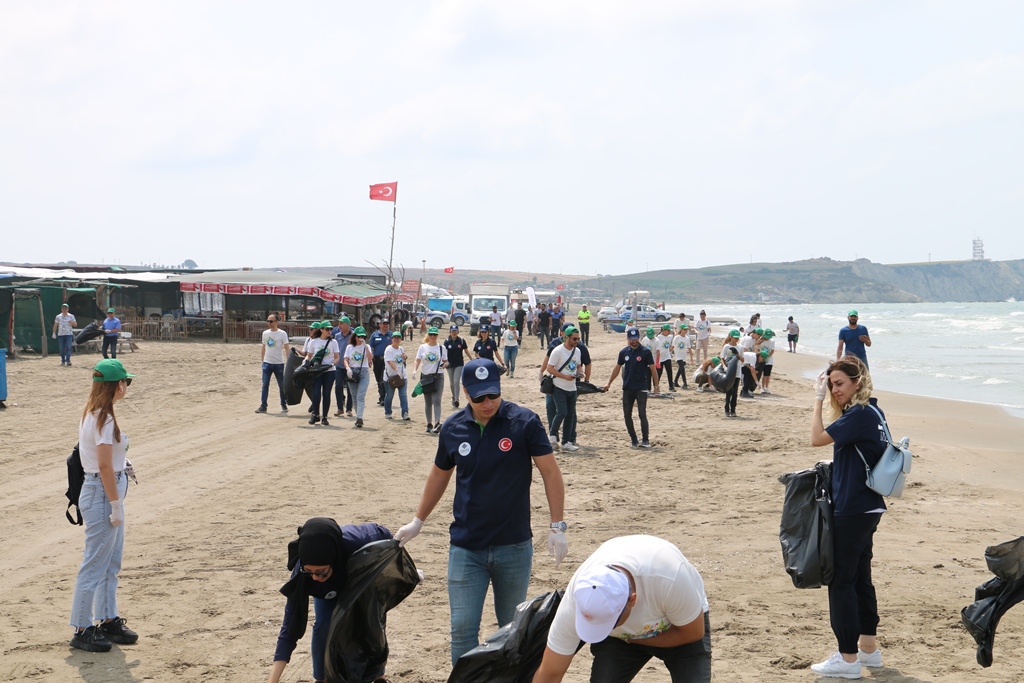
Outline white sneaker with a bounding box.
[858,648,882,668]
[562,442,580,452]
[810,652,862,679]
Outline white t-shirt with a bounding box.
[786,322,799,335]
[383,345,407,378]
[261,329,290,364]
[344,343,371,369]
[490,311,502,325]
[54,313,77,336]
[546,535,708,655]
[762,338,776,365]
[672,318,688,334]
[672,334,691,362]
[740,335,755,353]
[656,333,674,364]
[720,342,740,360]
[695,319,711,340]
[546,344,580,392]
[416,342,448,374]
[743,351,757,367]
[305,338,339,369]
[745,323,757,335]
[79,411,128,474]
[503,328,519,347]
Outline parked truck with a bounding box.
[468,284,510,335]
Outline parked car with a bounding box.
[617,304,670,323]
[596,306,620,322]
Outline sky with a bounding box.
[2,1,1022,276]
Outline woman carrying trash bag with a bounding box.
[343,326,372,428]
[304,322,340,426]
[69,359,139,652]
[809,355,886,678]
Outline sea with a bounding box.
[664,301,1024,414]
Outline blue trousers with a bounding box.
[384,378,409,417]
[260,362,285,409]
[58,334,73,363]
[102,336,117,358]
[549,387,578,444]
[334,366,353,413]
[70,473,128,628]
[310,596,336,682]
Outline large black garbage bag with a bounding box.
[778,461,834,589]
[283,348,333,405]
[74,321,103,344]
[324,540,420,683]
[575,380,606,395]
[447,590,563,683]
[961,536,1024,667]
[710,354,740,392]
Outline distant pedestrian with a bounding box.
[604,327,658,448]
[369,319,392,405]
[514,302,527,339]
[786,316,800,353]
[526,304,536,336]
[837,310,871,369]
[550,304,565,333]
[577,305,591,345]
[331,316,354,417]
[760,329,776,394]
[444,324,472,409]
[673,323,692,389]
[473,328,505,371]
[101,308,121,359]
[256,314,290,414]
[490,305,503,340]
[537,304,552,348]
[502,322,520,377]
[383,331,411,420]
[694,310,712,364]
[655,324,676,391]
[53,302,78,366]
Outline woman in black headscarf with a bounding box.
[267,519,393,683]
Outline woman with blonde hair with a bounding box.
[413,326,448,434]
[69,359,139,652]
[809,355,886,678]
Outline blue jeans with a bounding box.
[70,473,128,628]
[350,367,370,419]
[448,541,533,665]
[58,334,74,363]
[550,387,578,444]
[260,362,285,409]
[384,378,408,417]
[334,366,353,413]
[503,346,518,374]
[310,595,337,682]
[102,335,117,359]
[309,371,336,418]
[490,325,501,339]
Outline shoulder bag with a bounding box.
[419,345,444,394]
[540,348,576,395]
[854,404,912,498]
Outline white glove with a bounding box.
[395,517,423,547]
[52,333,57,339]
[109,499,124,527]
[547,530,568,568]
[416,569,426,583]
[815,371,829,401]
[124,458,138,485]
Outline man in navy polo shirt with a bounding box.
[837,310,871,369]
[369,319,392,404]
[394,358,568,665]
[604,327,660,448]
[331,316,354,416]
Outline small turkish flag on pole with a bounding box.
[369,182,398,202]
[443,267,454,274]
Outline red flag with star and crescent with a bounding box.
[369,182,398,202]
[444,267,454,274]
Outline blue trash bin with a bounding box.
[0,348,7,403]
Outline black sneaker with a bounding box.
[321,417,330,426]
[639,440,652,449]
[309,414,319,425]
[630,441,640,449]
[99,617,139,645]
[281,405,288,413]
[432,423,442,434]
[454,400,460,408]
[425,424,433,433]
[740,391,754,399]
[70,625,112,652]
[355,418,364,428]
[255,406,268,414]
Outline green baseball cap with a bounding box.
[564,325,578,336]
[728,329,741,338]
[391,330,403,338]
[763,329,775,339]
[661,323,672,331]
[848,310,858,317]
[680,323,689,329]
[508,321,517,327]
[106,307,116,314]
[645,328,655,338]
[711,356,721,365]
[759,348,770,359]
[93,359,135,382]
[339,316,351,324]
[754,327,764,336]
[354,326,366,336]
[427,326,439,334]
[310,321,322,329]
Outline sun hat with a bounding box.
[106,307,116,313]
[627,328,640,340]
[573,565,631,644]
[728,329,741,338]
[462,359,501,398]
[391,330,403,338]
[661,324,672,331]
[428,326,439,335]
[848,310,858,317]
[354,326,366,336]
[61,303,69,308]
[93,359,135,382]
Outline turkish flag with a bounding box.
[556,284,564,290]
[444,267,454,274]
[369,182,398,202]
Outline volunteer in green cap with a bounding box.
[502,321,520,378]
[303,322,340,426]
[656,323,676,391]
[343,326,372,428]
[69,359,139,652]
[759,329,776,394]
[101,308,122,359]
[837,311,871,369]
[673,323,692,389]
[414,326,448,433]
[545,325,583,451]
[641,328,657,391]
[331,316,355,417]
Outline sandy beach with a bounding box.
[1,329,1022,683]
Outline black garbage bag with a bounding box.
[324,540,420,683]
[575,380,606,395]
[961,536,1024,667]
[74,321,103,344]
[778,461,834,589]
[283,348,333,405]
[447,590,563,683]
[710,354,740,392]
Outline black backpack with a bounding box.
[65,443,84,526]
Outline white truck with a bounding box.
[468,284,510,335]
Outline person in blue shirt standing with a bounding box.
[368,319,392,405]
[604,327,660,448]
[394,358,568,666]
[837,310,871,370]
[101,308,121,359]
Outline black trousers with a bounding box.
[579,322,590,345]
[589,611,712,683]
[724,382,738,414]
[674,361,688,387]
[829,513,882,654]
[373,356,386,402]
[657,360,676,390]
[102,336,117,359]
[741,366,757,393]
[622,389,649,443]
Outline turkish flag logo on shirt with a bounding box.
[369,182,398,202]
[498,438,512,452]
[444,267,455,274]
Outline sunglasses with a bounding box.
[123,378,133,387]
[470,392,500,404]
[299,566,331,578]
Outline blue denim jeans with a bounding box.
[260,362,285,409]
[102,335,117,359]
[58,334,73,363]
[351,368,371,419]
[310,595,337,682]
[70,472,128,628]
[503,346,519,374]
[550,387,578,444]
[448,541,533,665]
[384,378,409,417]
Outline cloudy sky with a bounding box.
[3,1,1022,275]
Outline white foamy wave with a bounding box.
[1010,311,1024,316]
[985,345,1024,352]
[983,378,1010,385]
[912,313,943,318]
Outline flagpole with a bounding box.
[388,201,397,297]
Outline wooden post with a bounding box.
[37,293,48,358]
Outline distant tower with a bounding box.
[972,237,985,261]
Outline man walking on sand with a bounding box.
[256,315,291,414]
[837,310,871,369]
[694,310,712,365]
[369,319,392,405]
[604,328,659,448]
[53,303,77,366]
[786,316,800,353]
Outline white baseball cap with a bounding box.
[573,565,631,643]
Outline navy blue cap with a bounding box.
[627,328,640,339]
[462,359,501,398]
[561,322,573,332]
[450,324,459,331]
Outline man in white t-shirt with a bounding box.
[52,302,78,366]
[256,314,291,414]
[532,535,711,683]
[694,310,712,365]
[545,326,583,451]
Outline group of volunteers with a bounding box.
[65,295,889,683]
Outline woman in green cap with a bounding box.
[69,359,139,652]
[304,322,340,426]
[502,320,520,378]
[413,326,448,433]
[343,326,372,428]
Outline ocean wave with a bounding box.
[1010,311,1024,317]
[912,313,943,317]
[985,345,1024,352]
[983,378,1011,385]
